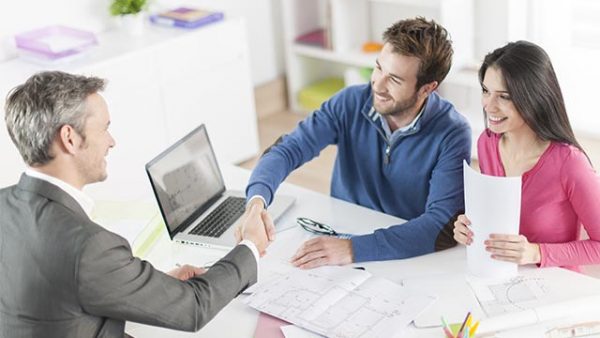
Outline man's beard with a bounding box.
[76,142,108,185]
[373,91,419,118]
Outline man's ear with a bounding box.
[57,124,80,155]
[419,81,439,97]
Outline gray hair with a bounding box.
[4,71,106,166]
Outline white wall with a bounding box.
[474,0,529,62]
[0,0,285,86]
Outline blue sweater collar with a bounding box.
[360,87,441,137]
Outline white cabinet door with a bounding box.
[154,20,258,166]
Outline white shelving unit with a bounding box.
[281,0,475,113]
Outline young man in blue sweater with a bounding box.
[244,17,472,268]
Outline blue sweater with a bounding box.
[246,84,471,262]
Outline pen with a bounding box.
[275,224,297,233]
[441,316,454,338]
[353,266,366,271]
[469,320,480,337]
[465,315,472,330]
[457,312,471,338]
[176,263,212,269]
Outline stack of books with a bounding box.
[150,7,224,29]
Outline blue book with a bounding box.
[150,8,224,29]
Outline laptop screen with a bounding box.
[145,125,226,235]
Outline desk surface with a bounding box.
[123,164,424,337]
[104,165,595,338]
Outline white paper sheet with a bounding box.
[244,266,435,338]
[494,313,600,338]
[406,273,483,328]
[467,267,600,335]
[463,161,521,278]
[38,35,89,53]
[244,258,296,294]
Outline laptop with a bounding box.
[145,124,295,249]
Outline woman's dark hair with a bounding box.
[479,40,586,156]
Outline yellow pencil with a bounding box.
[465,315,473,330]
[470,320,480,337]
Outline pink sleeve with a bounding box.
[539,150,600,267]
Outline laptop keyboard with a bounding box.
[189,196,246,238]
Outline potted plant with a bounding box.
[110,0,147,35]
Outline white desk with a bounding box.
[122,164,413,337]
[109,165,597,338]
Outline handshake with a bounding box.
[169,199,275,281]
[234,198,275,256]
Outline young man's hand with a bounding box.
[291,237,353,269]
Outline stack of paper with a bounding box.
[244,266,436,338]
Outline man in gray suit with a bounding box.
[0,71,274,337]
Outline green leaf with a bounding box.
[109,0,147,16]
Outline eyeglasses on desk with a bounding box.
[296,217,353,239]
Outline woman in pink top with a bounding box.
[453,41,600,271]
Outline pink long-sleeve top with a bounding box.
[478,130,600,271]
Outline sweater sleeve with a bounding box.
[245,91,345,205]
[539,150,600,267]
[351,124,472,262]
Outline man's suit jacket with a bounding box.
[0,174,257,337]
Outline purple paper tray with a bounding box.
[15,25,98,60]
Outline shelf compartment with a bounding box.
[293,44,377,68]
